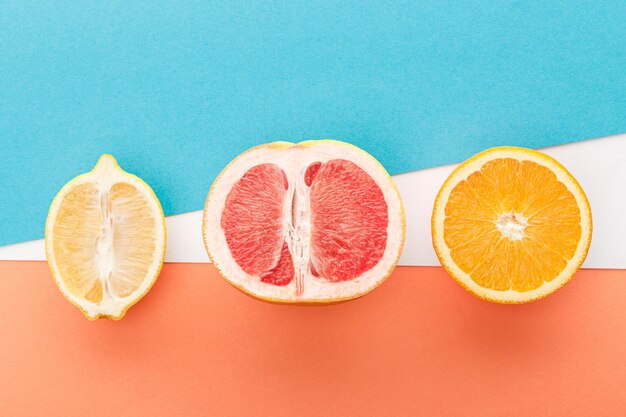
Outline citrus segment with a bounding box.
[260,242,294,286]
[221,163,289,278]
[108,182,160,297]
[432,147,591,303]
[309,159,388,282]
[203,140,405,303]
[51,183,101,301]
[45,155,166,319]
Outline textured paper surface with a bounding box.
[1,262,625,416]
[1,1,625,245]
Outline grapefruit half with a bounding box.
[202,140,405,303]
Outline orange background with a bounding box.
[1,261,625,416]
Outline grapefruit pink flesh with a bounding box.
[309,160,388,282]
[221,163,289,281]
[220,158,388,291]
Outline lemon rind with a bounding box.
[45,155,167,320]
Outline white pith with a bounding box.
[203,140,405,302]
[496,212,528,241]
[45,155,166,319]
[433,147,592,303]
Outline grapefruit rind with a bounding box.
[432,146,592,303]
[45,155,167,320]
[203,140,405,304]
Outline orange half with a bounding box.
[432,147,592,303]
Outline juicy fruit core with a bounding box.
[220,159,389,295]
[496,212,528,241]
[443,157,582,292]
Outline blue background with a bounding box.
[1,1,625,245]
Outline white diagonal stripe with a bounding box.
[1,133,625,268]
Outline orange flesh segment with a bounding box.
[444,158,582,292]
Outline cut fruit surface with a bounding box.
[45,155,166,319]
[432,147,592,303]
[203,140,405,303]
